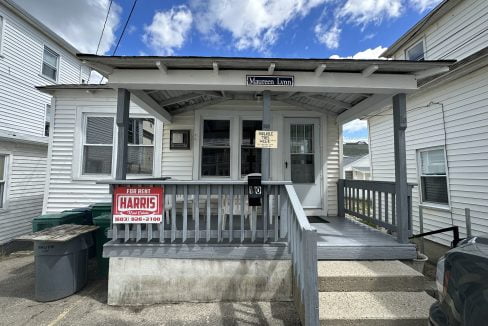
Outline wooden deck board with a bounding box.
[313,217,416,260]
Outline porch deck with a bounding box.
[312,216,417,260]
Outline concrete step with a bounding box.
[318,261,426,292]
[319,291,436,326]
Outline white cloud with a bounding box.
[315,23,341,49]
[13,0,121,54]
[191,0,326,52]
[340,0,403,25]
[330,45,388,59]
[409,0,442,12]
[143,6,193,55]
[343,119,368,133]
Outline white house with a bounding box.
[367,0,488,247]
[342,154,371,180]
[0,0,89,245]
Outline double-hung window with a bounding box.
[406,41,425,61]
[418,147,449,205]
[81,115,155,176]
[201,119,230,177]
[241,120,262,177]
[127,118,155,175]
[82,116,114,175]
[42,46,59,81]
[44,104,51,137]
[0,15,4,55]
[0,155,7,208]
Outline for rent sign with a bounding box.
[113,186,164,224]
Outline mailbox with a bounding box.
[247,173,262,207]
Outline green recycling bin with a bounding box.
[91,203,112,218]
[32,211,85,233]
[93,214,111,277]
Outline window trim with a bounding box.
[0,15,4,57]
[405,39,426,61]
[0,153,11,210]
[73,107,162,180]
[416,146,450,209]
[200,117,233,179]
[239,117,262,179]
[41,45,60,82]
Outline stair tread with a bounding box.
[319,291,435,320]
[318,260,423,278]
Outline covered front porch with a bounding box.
[79,55,452,325]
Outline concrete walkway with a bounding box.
[0,254,299,326]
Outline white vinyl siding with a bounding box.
[44,90,163,213]
[368,65,488,246]
[46,92,338,217]
[0,141,47,244]
[0,3,89,138]
[394,0,488,61]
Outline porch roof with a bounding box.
[42,55,456,124]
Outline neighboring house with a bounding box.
[343,141,369,157]
[0,0,89,245]
[367,0,488,246]
[343,154,370,180]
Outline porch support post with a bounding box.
[262,90,271,181]
[393,93,409,243]
[115,88,130,180]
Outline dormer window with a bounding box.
[406,41,425,61]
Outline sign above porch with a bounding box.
[246,75,294,87]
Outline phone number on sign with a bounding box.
[113,216,162,224]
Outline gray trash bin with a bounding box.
[34,233,93,301]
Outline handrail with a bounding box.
[98,179,293,186]
[337,179,414,243]
[284,185,319,326]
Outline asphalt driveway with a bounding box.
[0,253,299,326]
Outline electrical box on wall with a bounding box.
[170,129,191,150]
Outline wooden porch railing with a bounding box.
[104,180,291,243]
[283,184,319,326]
[337,179,413,243]
[102,179,319,325]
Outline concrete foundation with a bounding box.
[107,257,292,305]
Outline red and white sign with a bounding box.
[112,186,164,224]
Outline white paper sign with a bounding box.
[255,130,278,148]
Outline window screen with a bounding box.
[419,148,448,204]
[42,46,59,81]
[201,120,230,177]
[83,117,114,174]
[127,118,154,174]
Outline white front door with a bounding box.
[284,118,322,209]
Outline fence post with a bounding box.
[337,179,345,217]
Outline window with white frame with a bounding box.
[201,119,231,177]
[82,116,114,175]
[241,120,262,177]
[0,15,4,55]
[418,147,449,205]
[44,104,51,137]
[42,46,59,81]
[406,41,425,61]
[0,155,7,208]
[127,118,154,174]
[81,115,155,176]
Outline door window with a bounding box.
[290,124,315,183]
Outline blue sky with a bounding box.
[16,0,443,141]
